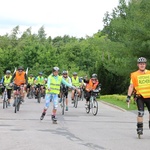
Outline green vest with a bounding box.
[71,76,80,87]
[36,76,44,85]
[28,77,34,85]
[4,75,12,89]
[46,75,62,94]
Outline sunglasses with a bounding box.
[18,70,23,72]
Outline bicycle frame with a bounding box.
[2,86,8,109]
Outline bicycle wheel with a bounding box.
[85,101,90,113]
[74,95,78,108]
[14,98,18,113]
[3,97,6,109]
[17,98,21,111]
[37,91,41,103]
[62,96,65,115]
[81,90,84,101]
[92,99,98,116]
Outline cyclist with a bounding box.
[40,67,75,122]
[71,72,82,103]
[59,70,72,111]
[27,74,35,98]
[34,72,45,98]
[84,74,99,107]
[126,57,150,136]
[10,66,28,103]
[1,70,12,106]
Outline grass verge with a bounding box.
[98,94,137,110]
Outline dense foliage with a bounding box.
[0,0,150,94]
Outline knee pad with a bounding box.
[138,111,144,117]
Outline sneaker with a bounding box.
[40,112,46,120]
[51,115,57,121]
[65,106,68,111]
[71,99,74,104]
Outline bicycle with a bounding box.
[0,85,9,109]
[28,85,34,99]
[85,86,101,116]
[73,88,80,108]
[80,87,85,101]
[36,84,42,103]
[13,85,24,113]
[60,86,68,115]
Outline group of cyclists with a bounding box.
[0,66,100,123]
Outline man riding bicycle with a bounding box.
[71,72,82,103]
[0,70,12,106]
[34,72,45,98]
[84,74,99,108]
[10,66,28,103]
[27,74,35,97]
[59,70,72,111]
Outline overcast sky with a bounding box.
[0,0,120,38]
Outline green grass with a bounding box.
[98,94,137,110]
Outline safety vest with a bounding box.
[4,75,12,89]
[131,70,150,98]
[86,79,99,92]
[35,76,44,85]
[28,77,34,85]
[71,76,80,87]
[46,75,62,94]
[14,71,26,86]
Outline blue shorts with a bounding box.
[44,93,58,109]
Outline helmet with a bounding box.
[30,74,33,76]
[137,57,147,63]
[18,66,24,70]
[62,70,68,75]
[39,72,43,75]
[92,73,97,79]
[53,67,59,72]
[44,78,47,81]
[6,70,11,74]
[73,72,77,76]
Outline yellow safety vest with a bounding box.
[28,77,34,85]
[71,76,80,87]
[46,75,62,94]
[4,75,12,89]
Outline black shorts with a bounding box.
[27,84,31,89]
[136,97,150,112]
[13,85,21,91]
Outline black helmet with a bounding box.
[53,67,59,72]
[39,72,43,75]
[6,70,11,74]
[92,73,97,79]
[62,70,68,75]
[73,72,77,76]
[18,66,24,70]
[137,57,147,63]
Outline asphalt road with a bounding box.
[0,95,150,150]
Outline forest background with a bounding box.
[0,0,150,95]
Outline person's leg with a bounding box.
[65,92,68,111]
[136,97,145,134]
[7,89,12,106]
[144,98,150,129]
[71,90,75,103]
[52,94,58,120]
[40,94,51,120]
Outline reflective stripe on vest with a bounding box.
[71,76,80,87]
[131,70,150,98]
[46,75,62,94]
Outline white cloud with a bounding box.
[0,0,120,38]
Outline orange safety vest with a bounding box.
[131,70,150,98]
[14,71,26,86]
[86,79,99,92]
